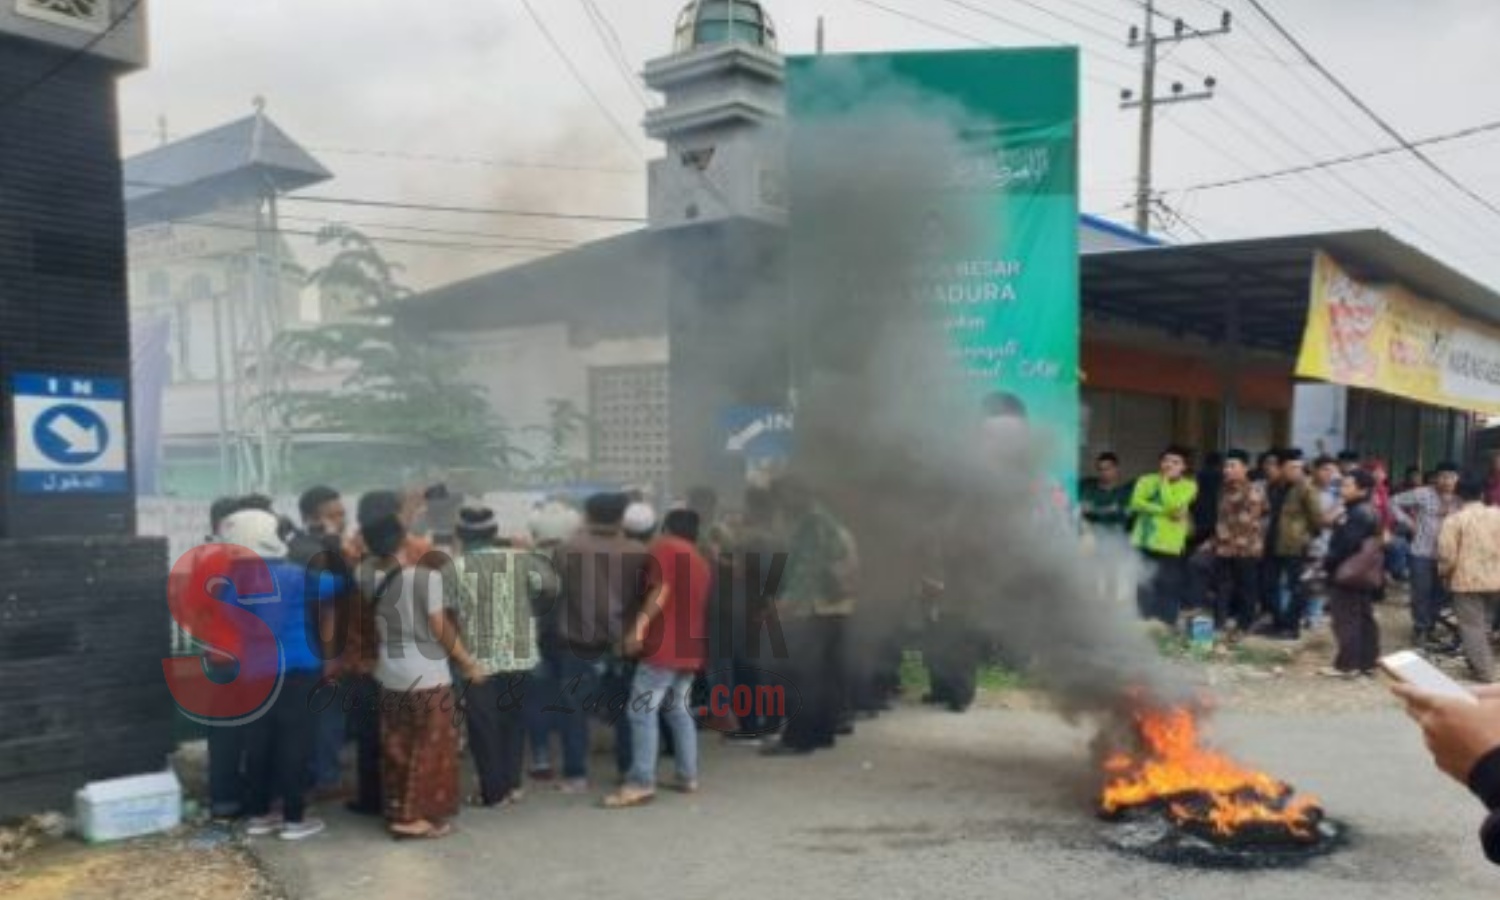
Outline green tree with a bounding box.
[521,398,594,484]
[268,225,524,491]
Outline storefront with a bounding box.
[1080,230,1499,477]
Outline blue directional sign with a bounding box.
[12,374,129,494]
[720,406,794,463]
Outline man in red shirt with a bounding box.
[604,509,710,808]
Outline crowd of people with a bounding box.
[1082,445,1500,681]
[184,438,1500,849]
[191,476,910,841]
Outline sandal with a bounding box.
[665,778,699,794]
[389,821,454,840]
[601,787,655,809]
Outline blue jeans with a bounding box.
[626,663,698,789]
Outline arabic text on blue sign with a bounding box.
[17,472,129,493]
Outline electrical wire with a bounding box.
[163,217,564,258]
[259,192,644,225]
[122,128,639,175]
[275,213,582,249]
[1162,113,1351,232]
[1195,45,1500,247]
[1167,118,1500,194]
[1241,0,1500,223]
[579,0,652,109]
[1196,102,1460,253]
[518,0,645,157]
[978,0,1136,56]
[1133,0,1500,258]
[843,0,1113,88]
[123,176,645,224]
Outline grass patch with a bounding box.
[898,650,1027,695]
[1151,627,1291,668]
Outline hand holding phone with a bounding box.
[1379,651,1479,706]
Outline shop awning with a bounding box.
[1082,230,1500,357]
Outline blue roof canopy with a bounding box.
[124,113,331,224]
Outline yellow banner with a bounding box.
[1297,251,1500,414]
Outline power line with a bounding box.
[1193,101,1460,253]
[125,178,645,226]
[276,213,581,249]
[1052,0,1136,28]
[518,0,644,157]
[1241,0,1500,223]
[1162,113,1351,232]
[579,0,651,109]
[1169,117,1500,194]
[281,192,645,224]
[1192,35,1500,247]
[1137,0,1500,255]
[166,217,564,258]
[842,0,1112,87]
[0,0,145,113]
[123,176,645,225]
[844,0,997,47]
[935,0,1136,73]
[122,128,639,175]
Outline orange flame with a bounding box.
[1100,707,1321,840]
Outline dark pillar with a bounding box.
[0,37,135,537]
[0,24,171,817]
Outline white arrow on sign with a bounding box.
[49,412,102,456]
[726,418,768,453]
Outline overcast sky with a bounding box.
[119,0,1500,292]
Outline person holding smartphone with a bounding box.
[1392,682,1500,865]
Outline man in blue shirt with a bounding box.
[218,508,341,841]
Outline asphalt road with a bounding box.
[253,705,1497,899]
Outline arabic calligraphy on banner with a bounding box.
[1296,251,1500,415]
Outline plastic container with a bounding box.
[75,769,182,843]
[1188,615,1215,652]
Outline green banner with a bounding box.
[787,48,1080,490]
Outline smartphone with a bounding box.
[1378,650,1479,705]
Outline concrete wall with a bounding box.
[439,322,669,466]
[0,536,173,818]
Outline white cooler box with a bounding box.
[75,769,182,843]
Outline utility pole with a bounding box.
[816,15,826,54]
[1122,2,1231,234]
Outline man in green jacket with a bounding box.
[1268,452,1326,639]
[1130,446,1199,626]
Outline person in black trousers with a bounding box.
[1322,469,1381,677]
[762,479,857,756]
[218,508,337,841]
